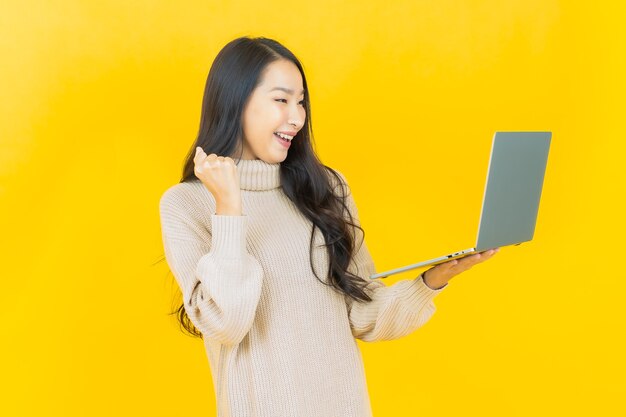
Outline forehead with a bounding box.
[259,60,304,95]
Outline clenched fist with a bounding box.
[194,147,243,216]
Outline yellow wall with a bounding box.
[2,1,624,416]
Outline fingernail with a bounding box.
[195,147,200,155]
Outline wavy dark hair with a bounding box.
[159,36,374,338]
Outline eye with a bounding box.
[274,98,306,106]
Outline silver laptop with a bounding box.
[370,131,552,279]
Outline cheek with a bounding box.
[245,104,277,131]
[246,102,291,134]
[264,105,287,127]
[274,103,289,118]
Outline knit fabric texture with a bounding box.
[158,158,447,417]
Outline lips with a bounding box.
[274,133,291,148]
[275,131,297,137]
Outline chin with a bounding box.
[266,156,286,164]
[265,151,288,164]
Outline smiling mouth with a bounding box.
[274,133,292,144]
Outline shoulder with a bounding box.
[160,180,200,208]
[159,180,214,241]
[323,166,351,196]
[159,179,211,221]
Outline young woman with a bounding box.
[159,36,498,417]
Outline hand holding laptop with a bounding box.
[370,131,551,280]
[422,247,500,290]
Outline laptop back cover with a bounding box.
[475,131,552,251]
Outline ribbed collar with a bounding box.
[235,158,281,191]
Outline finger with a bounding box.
[455,253,483,268]
[440,259,459,269]
[464,250,496,266]
[200,154,219,172]
[466,252,485,265]
[480,248,495,255]
[194,147,207,164]
[223,156,237,172]
[443,258,472,275]
[478,248,499,259]
[444,248,498,276]
[450,253,477,266]
[198,153,214,168]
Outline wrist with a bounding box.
[215,199,242,216]
[422,270,448,290]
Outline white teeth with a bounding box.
[274,132,293,140]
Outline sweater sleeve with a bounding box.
[334,171,448,343]
[159,189,264,346]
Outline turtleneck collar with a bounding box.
[235,158,281,191]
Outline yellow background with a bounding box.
[2,1,624,416]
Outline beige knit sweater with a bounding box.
[158,158,447,417]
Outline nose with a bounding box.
[288,105,305,129]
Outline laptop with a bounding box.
[370,131,552,279]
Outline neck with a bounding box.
[234,158,281,191]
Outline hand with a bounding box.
[194,147,242,213]
[422,247,500,289]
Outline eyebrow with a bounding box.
[269,87,305,95]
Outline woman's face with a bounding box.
[235,59,306,163]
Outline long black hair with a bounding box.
[161,36,374,338]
